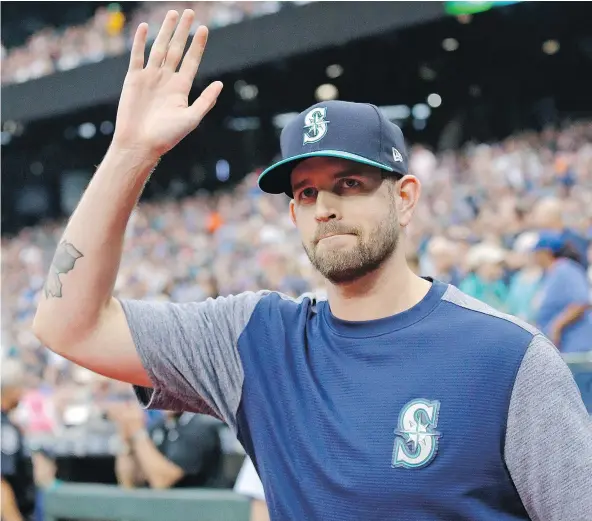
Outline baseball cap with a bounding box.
[258,100,409,196]
[532,231,565,254]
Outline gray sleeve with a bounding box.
[505,334,592,521]
[119,291,268,432]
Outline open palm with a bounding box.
[112,10,223,160]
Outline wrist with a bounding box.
[130,428,149,445]
[102,145,161,181]
[119,442,132,456]
[107,143,161,167]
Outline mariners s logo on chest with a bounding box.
[392,399,441,469]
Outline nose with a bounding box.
[314,190,341,223]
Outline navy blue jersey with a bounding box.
[122,279,592,520]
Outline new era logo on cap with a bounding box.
[392,148,403,162]
[258,100,409,195]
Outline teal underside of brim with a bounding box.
[258,150,394,194]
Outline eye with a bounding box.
[341,178,361,189]
[299,187,317,200]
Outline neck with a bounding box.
[325,248,432,321]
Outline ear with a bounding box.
[289,199,297,226]
[396,175,421,228]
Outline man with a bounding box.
[1,360,36,521]
[531,231,592,352]
[33,10,592,521]
[108,402,223,489]
[234,457,269,521]
[424,236,462,286]
[531,196,589,269]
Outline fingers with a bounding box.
[147,10,180,69]
[178,25,209,83]
[163,9,195,72]
[190,81,223,125]
[128,23,148,72]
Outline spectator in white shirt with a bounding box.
[234,457,269,521]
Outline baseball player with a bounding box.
[34,10,592,521]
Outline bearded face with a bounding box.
[303,198,400,284]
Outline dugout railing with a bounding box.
[43,483,250,521]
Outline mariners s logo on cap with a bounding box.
[303,107,329,145]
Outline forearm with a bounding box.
[1,479,24,521]
[115,452,141,488]
[553,304,588,333]
[33,146,158,349]
[131,431,182,489]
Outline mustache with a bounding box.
[313,223,359,243]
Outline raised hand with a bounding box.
[111,10,223,160]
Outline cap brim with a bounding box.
[257,150,395,195]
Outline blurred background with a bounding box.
[1,1,592,520]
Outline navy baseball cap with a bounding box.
[532,231,565,254]
[258,100,409,196]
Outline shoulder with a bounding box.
[441,284,539,347]
[554,258,586,277]
[237,291,325,347]
[247,290,325,318]
[197,290,323,318]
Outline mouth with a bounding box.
[317,233,355,243]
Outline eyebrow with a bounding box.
[292,166,376,193]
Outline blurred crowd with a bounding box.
[1,1,283,85]
[2,119,592,439]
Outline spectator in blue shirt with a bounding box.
[533,231,592,353]
[531,197,589,270]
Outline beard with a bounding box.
[303,207,400,285]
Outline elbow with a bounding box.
[32,311,59,353]
[32,305,96,359]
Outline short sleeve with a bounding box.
[505,335,592,520]
[119,291,268,432]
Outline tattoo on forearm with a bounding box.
[44,241,84,299]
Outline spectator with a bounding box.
[1,2,283,85]
[531,197,590,269]
[459,244,509,311]
[532,231,592,352]
[505,232,543,323]
[425,236,463,286]
[1,359,36,521]
[109,402,223,489]
[234,457,269,521]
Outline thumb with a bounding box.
[189,81,223,126]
